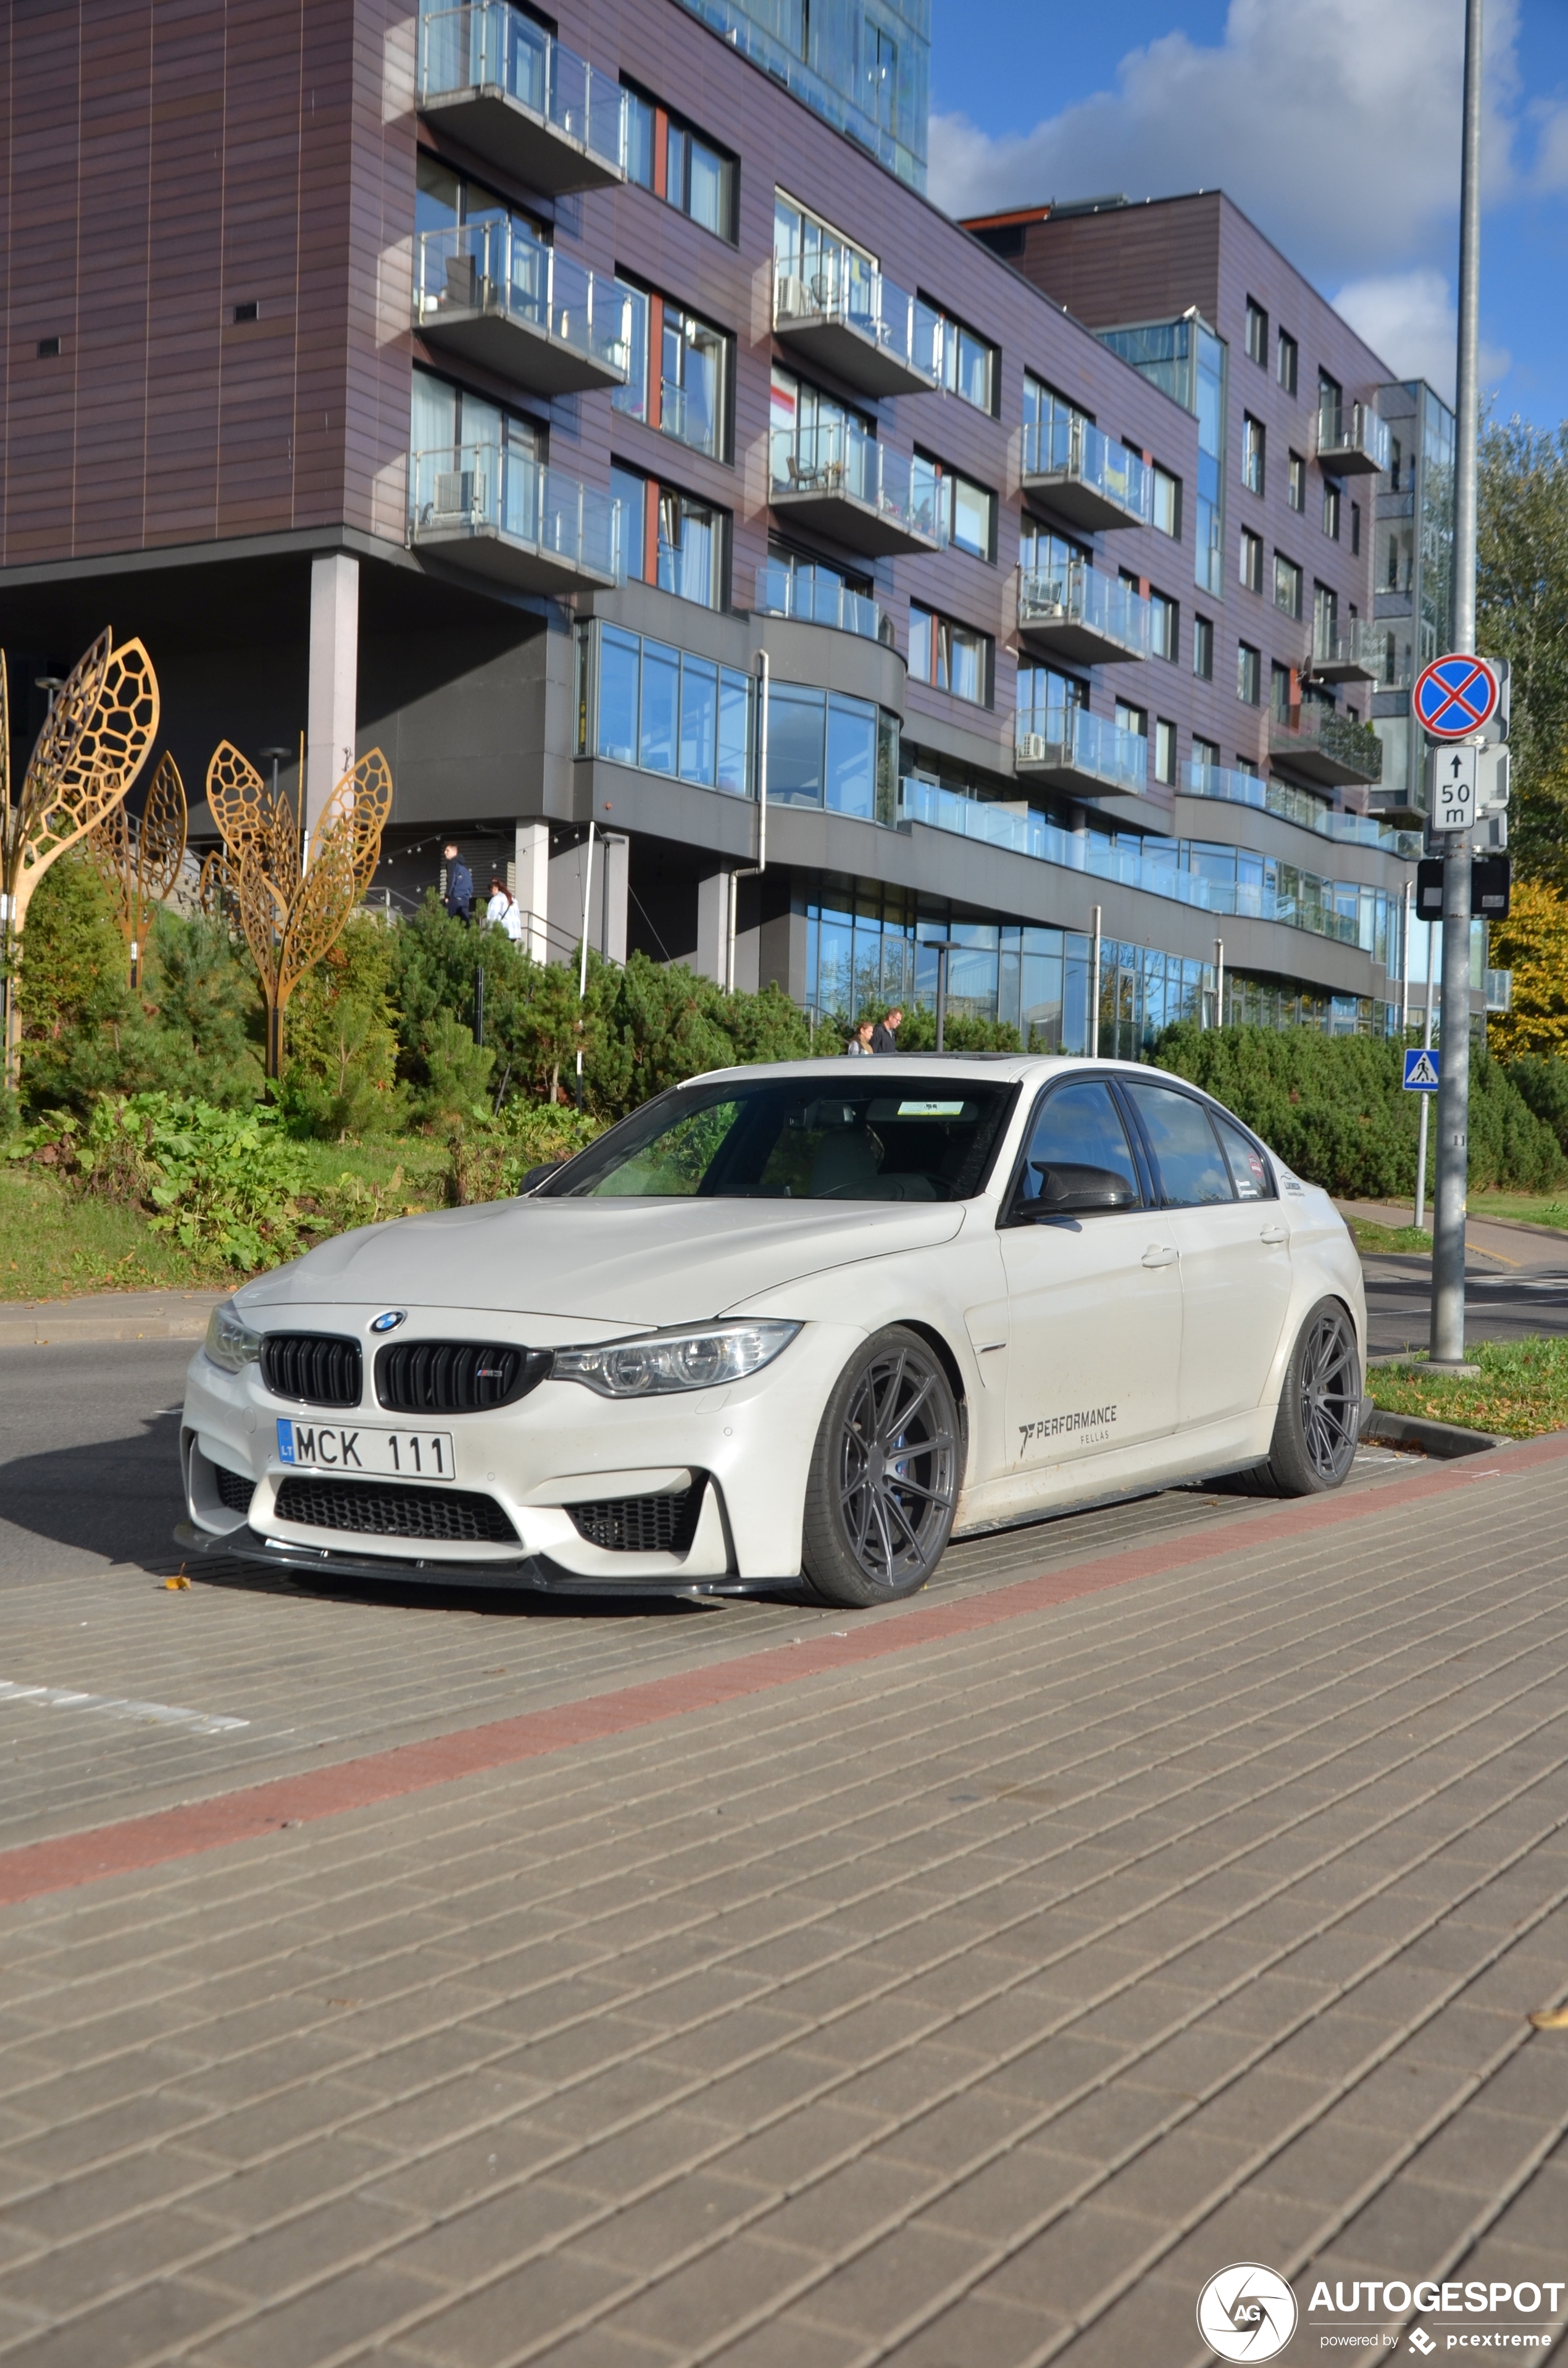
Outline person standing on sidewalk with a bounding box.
[871,1006,902,1054]
[846,1019,875,1056]
[443,843,473,924]
[485,876,524,942]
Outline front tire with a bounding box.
[801,1328,961,1609]
[1262,1297,1361,1495]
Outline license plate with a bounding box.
[275,1418,455,1481]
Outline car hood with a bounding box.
[238,1196,967,1329]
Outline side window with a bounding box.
[1122,1082,1233,1207]
[1214,1112,1275,1201]
[1012,1081,1141,1218]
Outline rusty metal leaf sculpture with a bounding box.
[88,751,187,982]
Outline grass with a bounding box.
[1466,1191,1568,1232]
[1346,1217,1435,1255]
[0,1132,451,1303]
[1369,1335,1568,1438]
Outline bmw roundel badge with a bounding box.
[370,1310,407,1334]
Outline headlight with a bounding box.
[553,1321,801,1397]
[204,1301,263,1374]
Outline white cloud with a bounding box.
[929,0,1521,290]
[1330,268,1511,402]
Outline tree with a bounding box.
[1478,420,1568,887]
[1487,876,1568,1061]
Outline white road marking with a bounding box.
[0,1680,248,1736]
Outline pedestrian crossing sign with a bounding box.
[1403,1048,1441,1091]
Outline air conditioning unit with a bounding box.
[775,274,809,322]
[1018,733,1048,763]
[433,469,480,519]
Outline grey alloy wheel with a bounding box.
[801,1328,961,1608]
[1263,1297,1361,1496]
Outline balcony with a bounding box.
[1182,761,1420,857]
[1015,705,1148,798]
[409,445,622,595]
[1017,566,1151,666]
[1315,401,1390,477]
[417,2,625,195]
[771,254,938,400]
[1486,969,1512,1013]
[753,560,891,646]
[1269,702,1383,789]
[769,425,944,559]
[414,222,637,396]
[1308,614,1390,684]
[1021,416,1153,531]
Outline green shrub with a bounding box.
[446,1100,604,1205]
[1502,1055,1568,1157]
[278,915,405,1137]
[78,1094,315,1269]
[1148,1023,1566,1198]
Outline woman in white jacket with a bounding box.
[485,877,524,942]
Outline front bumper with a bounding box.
[173,1520,791,1597]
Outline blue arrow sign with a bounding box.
[1403,1047,1441,1092]
[1414,654,1499,740]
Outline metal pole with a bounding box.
[474,963,485,1050]
[1415,918,1436,1229]
[1430,0,1483,1371]
[1401,881,1412,1036]
[1088,905,1101,1058]
[1215,937,1225,1027]
[576,820,594,1113]
[935,946,948,1053]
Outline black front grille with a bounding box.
[261,1333,362,1408]
[375,1339,550,1415]
[273,1475,519,1545]
[568,1483,704,1555]
[213,1463,254,1514]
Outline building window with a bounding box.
[1154,718,1177,785]
[1194,734,1220,772]
[590,622,753,792]
[1020,521,1090,582]
[1236,756,1260,778]
[768,682,898,821]
[1389,435,1404,493]
[1237,642,1261,705]
[1149,589,1178,661]
[659,304,729,459]
[1151,464,1182,538]
[925,304,996,413]
[624,85,736,240]
[1243,414,1266,495]
[1018,662,1088,734]
[1277,330,1298,395]
[1322,480,1341,540]
[1351,500,1361,556]
[1240,527,1263,593]
[609,460,726,608]
[1314,582,1338,655]
[867,22,898,134]
[1319,367,1343,434]
[1287,452,1305,513]
[912,454,995,561]
[1274,552,1303,619]
[1245,299,1268,367]
[411,369,542,495]
[1270,661,1292,722]
[909,605,993,705]
[1193,614,1214,679]
[1116,700,1148,746]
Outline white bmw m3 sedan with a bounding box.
[178,1056,1368,1610]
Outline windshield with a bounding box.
[543,1074,1019,1202]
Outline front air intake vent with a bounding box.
[375,1339,549,1415]
[567,1483,704,1555]
[213,1464,254,1515]
[260,1333,362,1408]
[273,1476,518,1545]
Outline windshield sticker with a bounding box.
[896,1100,967,1117]
[1019,1406,1119,1454]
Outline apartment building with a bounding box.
[0,0,1499,1050]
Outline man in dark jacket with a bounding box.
[870,1006,902,1053]
[443,842,474,923]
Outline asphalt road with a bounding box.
[1362,1254,1568,1357]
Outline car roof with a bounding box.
[678,1055,1194,1090]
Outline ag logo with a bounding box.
[370,1311,407,1334]
[1197,2264,1298,2361]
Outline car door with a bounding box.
[1117,1078,1293,1429]
[998,1076,1183,1476]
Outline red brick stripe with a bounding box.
[1,1436,1560,1910]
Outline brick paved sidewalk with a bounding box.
[0,1447,1566,2367]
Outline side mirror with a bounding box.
[520,1161,562,1195]
[1024,1161,1138,1215]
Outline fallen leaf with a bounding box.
[1529,2004,1568,2030]
[163,1574,190,1591]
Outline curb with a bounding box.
[1360,1405,1504,1459]
[0,1292,223,1347]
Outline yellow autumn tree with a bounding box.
[1490,874,1568,1059]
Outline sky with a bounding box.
[927,0,1568,432]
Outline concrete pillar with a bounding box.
[514,821,551,963]
[599,834,629,966]
[694,866,730,986]
[305,553,359,835]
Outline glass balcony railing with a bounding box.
[897,778,1370,952]
[1017,566,1152,661]
[1015,705,1148,795]
[409,444,623,588]
[1183,762,1421,858]
[1270,703,1383,787]
[772,250,940,397]
[769,424,945,554]
[1309,614,1390,682]
[753,561,891,646]
[1315,401,1391,475]
[414,220,636,385]
[417,3,626,189]
[1485,969,1512,1013]
[1020,415,1153,529]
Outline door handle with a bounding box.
[1141,1244,1178,1268]
[1259,1224,1289,1245]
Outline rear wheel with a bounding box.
[1262,1297,1361,1495]
[801,1328,961,1609]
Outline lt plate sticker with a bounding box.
[275,1419,456,1479]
